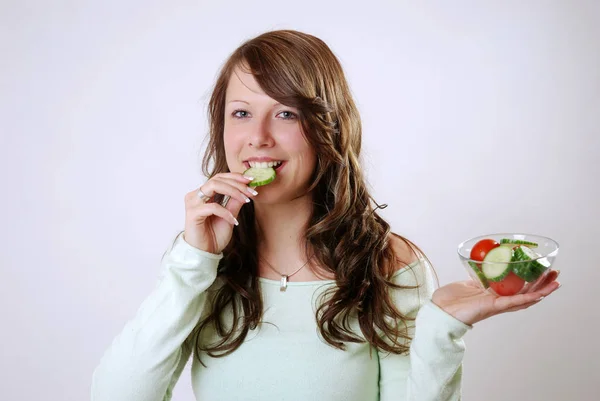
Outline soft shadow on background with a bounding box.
[1,1,598,400]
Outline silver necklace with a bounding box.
[260,255,314,292]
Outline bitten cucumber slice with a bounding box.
[482,246,513,282]
[468,261,490,288]
[243,167,276,187]
[511,245,550,282]
[500,238,539,248]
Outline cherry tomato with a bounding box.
[490,271,526,296]
[470,239,500,262]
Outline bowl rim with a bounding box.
[457,232,559,264]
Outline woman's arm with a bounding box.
[91,233,221,401]
[378,236,559,401]
[378,255,472,401]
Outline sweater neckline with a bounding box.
[257,277,336,287]
[256,259,423,287]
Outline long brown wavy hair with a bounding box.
[193,30,430,362]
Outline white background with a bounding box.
[1,1,599,400]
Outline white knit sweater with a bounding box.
[92,233,471,401]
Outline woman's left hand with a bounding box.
[432,270,561,326]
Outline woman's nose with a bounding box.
[248,119,275,148]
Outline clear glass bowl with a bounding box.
[457,233,559,296]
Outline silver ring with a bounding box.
[196,188,211,203]
[220,195,231,208]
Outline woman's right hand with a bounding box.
[183,173,257,254]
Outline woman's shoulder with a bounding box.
[386,233,436,287]
[386,233,437,305]
[387,233,422,272]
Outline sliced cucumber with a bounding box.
[468,261,490,288]
[243,167,276,187]
[482,246,513,282]
[500,238,538,248]
[511,246,549,282]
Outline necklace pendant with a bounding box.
[280,275,288,292]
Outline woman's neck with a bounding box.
[253,194,315,277]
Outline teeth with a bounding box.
[249,161,283,168]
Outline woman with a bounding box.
[91,30,560,401]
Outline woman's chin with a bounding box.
[252,193,286,206]
[252,186,312,206]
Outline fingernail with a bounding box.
[557,283,562,290]
[247,187,258,196]
[537,296,545,301]
[555,270,561,277]
[244,176,254,181]
[245,197,251,203]
[233,217,239,226]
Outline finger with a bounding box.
[542,269,559,284]
[530,280,561,299]
[504,282,561,313]
[222,196,245,222]
[495,280,561,312]
[494,293,536,311]
[202,178,255,225]
[206,176,259,201]
[199,178,255,205]
[214,172,256,183]
[527,269,559,292]
[503,298,544,313]
[187,202,239,226]
[215,176,260,198]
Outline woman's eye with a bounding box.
[277,111,297,120]
[233,110,249,118]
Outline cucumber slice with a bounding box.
[500,238,538,248]
[243,167,276,187]
[468,261,490,288]
[511,246,549,282]
[482,246,513,282]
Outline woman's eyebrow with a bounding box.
[227,100,295,109]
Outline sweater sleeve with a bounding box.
[378,259,472,401]
[91,233,222,401]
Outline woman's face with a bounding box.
[223,67,317,204]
